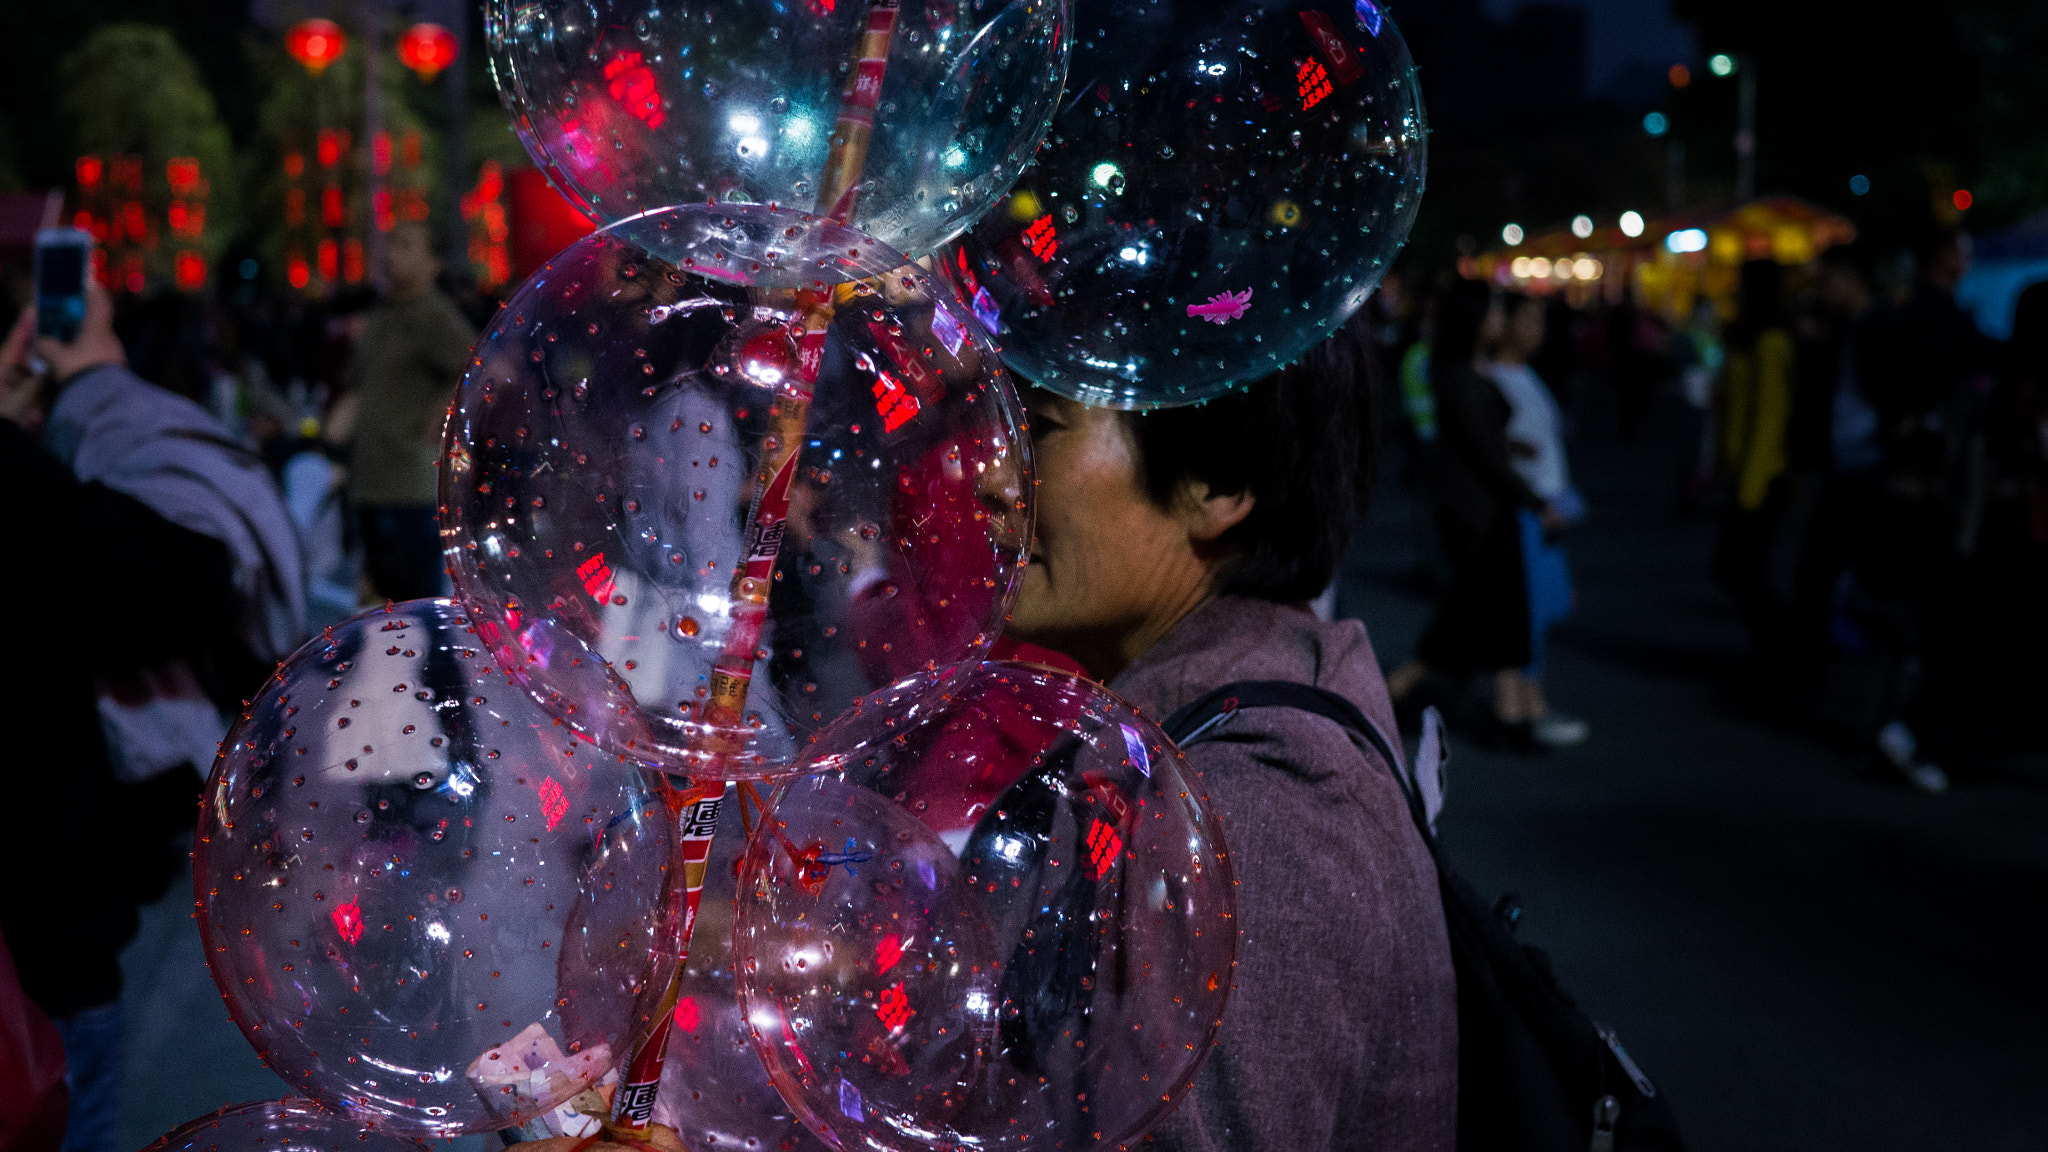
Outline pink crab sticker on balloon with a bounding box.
[1187,287,1253,324]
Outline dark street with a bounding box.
[1341,394,2048,1151]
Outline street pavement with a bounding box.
[1339,398,2048,1151]
[118,395,2046,1150]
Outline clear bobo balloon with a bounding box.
[442,203,1032,780]
[945,0,1426,407]
[485,0,1070,256]
[734,662,1236,1152]
[140,1100,427,1152]
[195,601,682,1137]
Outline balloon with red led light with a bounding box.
[194,600,682,1137]
[733,661,1236,1152]
[140,1099,427,1152]
[440,202,1032,781]
[943,0,1426,408]
[484,0,1069,257]
[650,787,827,1152]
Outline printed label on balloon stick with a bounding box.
[609,793,723,1130]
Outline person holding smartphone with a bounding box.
[1,271,305,1152]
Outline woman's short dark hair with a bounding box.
[1116,313,1379,603]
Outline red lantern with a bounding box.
[396,23,458,81]
[286,18,347,75]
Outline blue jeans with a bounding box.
[56,1000,122,1152]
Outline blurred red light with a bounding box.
[1953,189,1973,211]
[286,19,347,75]
[396,23,458,81]
[174,251,206,291]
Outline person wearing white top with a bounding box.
[1484,293,1587,748]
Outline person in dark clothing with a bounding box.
[342,222,477,601]
[0,303,250,1152]
[1714,260,1800,704]
[1852,230,2002,790]
[1790,245,1884,699]
[1386,280,1553,739]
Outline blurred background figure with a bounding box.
[1487,290,1587,747]
[1850,229,2000,791]
[0,278,305,1152]
[1713,259,1797,703]
[1605,288,1671,441]
[341,221,475,603]
[1387,280,1559,746]
[1671,297,1725,509]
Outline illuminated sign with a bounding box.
[577,552,616,603]
[537,775,569,830]
[872,372,921,433]
[332,896,365,945]
[1297,58,1333,110]
[876,981,915,1031]
[1022,214,1058,262]
[604,52,666,130]
[1085,818,1124,880]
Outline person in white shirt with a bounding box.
[1485,292,1587,748]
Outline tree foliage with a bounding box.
[62,23,239,259]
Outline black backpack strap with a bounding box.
[1162,680,1432,842]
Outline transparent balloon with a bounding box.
[140,1100,427,1152]
[195,601,683,1137]
[651,787,828,1152]
[442,203,1032,781]
[943,0,1426,408]
[733,662,1236,1152]
[485,0,1070,257]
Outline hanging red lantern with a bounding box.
[286,18,348,75]
[396,23,458,81]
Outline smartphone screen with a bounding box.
[35,229,91,343]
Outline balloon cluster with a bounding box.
[161,0,1422,1146]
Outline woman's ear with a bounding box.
[1177,479,1254,545]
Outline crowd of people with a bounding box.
[1370,231,2048,791]
[4,214,2043,1152]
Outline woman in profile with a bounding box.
[1002,318,1458,1152]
